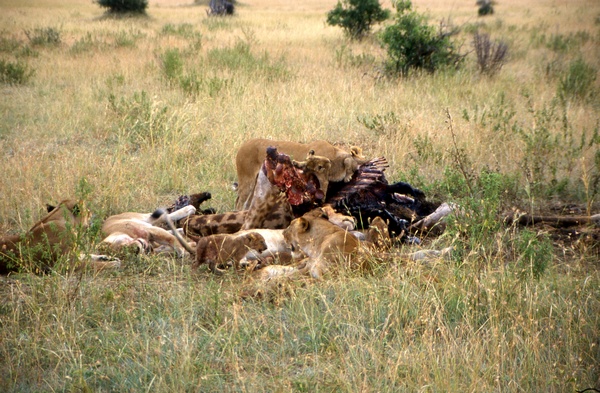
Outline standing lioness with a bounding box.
[235,138,368,210]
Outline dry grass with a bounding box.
[0,0,599,391]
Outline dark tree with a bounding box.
[207,0,235,16]
[96,0,148,14]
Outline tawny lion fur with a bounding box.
[282,209,362,279]
[235,138,367,210]
[193,232,268,275]
[0,200,118,274]
[100,205,196,257]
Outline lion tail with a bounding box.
[153,208,196,255]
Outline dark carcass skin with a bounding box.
[262,151,439,240]
[167,192,214,214]
[325,157,439,239]
[173,150,437,242]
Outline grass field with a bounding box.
[0,0,599,391]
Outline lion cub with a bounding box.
[193,232,268,275]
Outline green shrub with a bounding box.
[558,57,597,102]
[69,33,104,55]
[546,31,590,53]
[326,0,390,40]
[334,44,377,68]
[159,48,184,83]
[179,72,230,97]
[380,0,463,75]
[24,27,61,46]
[0,36,21,53]
[114,29,144,48]
[463,93,600,201]
[0,59,34,85]
[514,229,553,280]
[161,23,197,39]
[438,167,515,264]
[96,0,148,14]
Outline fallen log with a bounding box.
[504,211,600,228]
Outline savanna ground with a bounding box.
[0,0,599,391]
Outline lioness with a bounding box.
[0,200,118,274]
[282,208,361,279]
[101,205,196,257]
[182,148,334,238]
[235,138,368,210]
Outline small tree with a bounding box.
[380,0,462,75]
[96,0,148,14]
[326,0,390,40]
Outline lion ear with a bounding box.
[46,204,56,213]
[351,146,363,157]
[298,217,310,232]
[317,208,328,220]
[72,204,82,216]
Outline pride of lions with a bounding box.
[3,138,596,284]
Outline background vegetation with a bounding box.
[0,0,598,391]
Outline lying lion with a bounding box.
[0,200,119,274]
[100,205,197,257]
[248,208,388,281]
[235,138,368,210]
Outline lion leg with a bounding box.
[236,174,258,211]
[78,254,121,271]
[208,259,226,275]
[100,233,151,255]
[145,227,191,258]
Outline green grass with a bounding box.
[1,256,597,392]
[0,0,599,391]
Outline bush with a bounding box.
[159,48,184,83]
[24,27,61,46]
[207,0,235,16]
[96,0,148,14]
[515,229,553,280]
[380,0,463,75]
[0,59,34,85]
[476,0,494,16]
[326,0,390,40]
[558,57,597,102]
[473,31,508,75]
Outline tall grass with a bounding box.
[1,257,598,391]
[0,0,599,391]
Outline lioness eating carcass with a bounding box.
[235,138,368,210]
